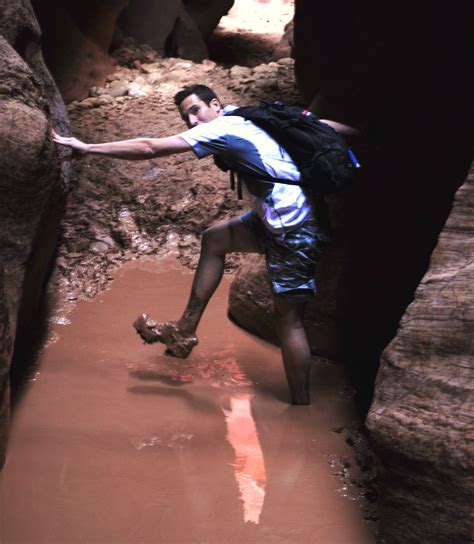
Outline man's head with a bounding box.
[174,84,223,128]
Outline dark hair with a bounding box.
[174,84,219,107]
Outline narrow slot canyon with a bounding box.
[0,1,472,543]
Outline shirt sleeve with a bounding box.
[179,117,229,158]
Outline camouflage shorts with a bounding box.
[240,210,329,297]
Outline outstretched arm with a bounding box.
[51,130,192,160]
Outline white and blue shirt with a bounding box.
[179,105,313,234]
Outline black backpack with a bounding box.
[214,101,360,197]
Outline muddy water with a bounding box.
[1,258,374,543]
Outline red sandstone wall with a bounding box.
[0,0,70,467]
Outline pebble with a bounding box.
[91,241,110,254]
[107,80,130,97]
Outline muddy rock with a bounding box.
[0,0,69,468]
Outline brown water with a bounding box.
[0,258,375,543]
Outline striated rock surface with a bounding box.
[0,0,69,467]
[366,165,474,543]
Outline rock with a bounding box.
[91,241,110,254]
[255,78,278,89]
[147,72,163,86]
[128,80,153,97]
[107,80,129,97]
[228,255,277,343]
[74,96,113,109]
[0,0,69,468]
[117,0,212,62]
[156,69,194,85]
[33,0,129,102]
[200,59,216,72]
[252,63,277,78]
[229,65,252,79]
[171,6,208,62]
[183,0,234,38]
[276,57,294,66]
[272,19,293,60]
[366,165,474,544]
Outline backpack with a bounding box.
[214,101,360,197]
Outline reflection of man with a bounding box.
[53,84,354,405]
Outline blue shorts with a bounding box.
[240,210,328,297]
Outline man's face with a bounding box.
[179,94,223,128]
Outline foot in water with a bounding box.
[133,314,198,358]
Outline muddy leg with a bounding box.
[134,216,260,357]
[273,294,311,405]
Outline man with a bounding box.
[53,84,353,405]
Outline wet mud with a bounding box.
[1,258,375,543]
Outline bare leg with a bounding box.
[272,294,311,405]
[134,216,261,356]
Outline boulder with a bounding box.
[0,0,69,467]
[118,0,234,62]
[366,165,474,543]
[272,18,293,60]
[32,0,129,102]
[30,0,235,101]
[183,0,234,38]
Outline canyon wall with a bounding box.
[231,0,473,405]
[32,0,233,102]
[0,0,70,467]
[229,1,473,542]
[1,1,472,541]
[366,165,473,543]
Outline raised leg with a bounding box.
[272,294,311,405]
[134,215,261,356]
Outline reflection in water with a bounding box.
[129,349,252,390]
[222,394,266,524]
